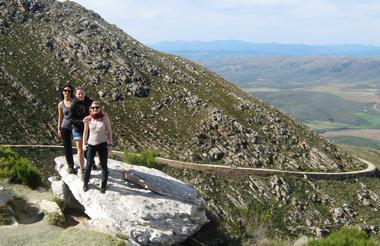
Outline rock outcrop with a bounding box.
[53,156,208,245]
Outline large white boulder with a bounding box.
[54,156,208,245]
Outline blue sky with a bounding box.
[64,0,380,46]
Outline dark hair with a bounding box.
[60,84,74,100]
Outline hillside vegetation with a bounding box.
[0,0,380,244]
[0,0,363,172]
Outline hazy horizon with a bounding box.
[148,39,380,47]
[61,0,380,46]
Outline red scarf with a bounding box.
[90,112,104,119]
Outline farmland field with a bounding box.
[243,82,380,150]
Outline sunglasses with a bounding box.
[91,106,100,109]
[63,89,72,93]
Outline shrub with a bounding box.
[0,207,14,226]
[123,150,164,170]
[47,212,66,228]
[0,146,42,189]
[308,227,377,246]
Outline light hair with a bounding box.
[75,86,85,92]
[91,101,102,112]
[91,101,101,107]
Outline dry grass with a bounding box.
[305,84,379,104]
[322,129,380,141]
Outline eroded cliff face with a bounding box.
[0,0,362,171]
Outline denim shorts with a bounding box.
[72,128,82,141]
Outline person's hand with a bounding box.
[57,129,62,138]
[107,145,112,153]
[83,116,91,122]
[83,144,88,152]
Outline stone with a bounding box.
[49,176,85,210]
[208,147,224,161]
[125,169,204,206]
[35,200,63,215]
[148,66,160,76]
[49,176,64,200]
[98,90,106,97]
[0,185,13,207]
[129,83,150,97]
[315,227,329,237]
[163,74,174,83]
[54,156,207,245]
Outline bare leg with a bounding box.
[75,140,85,170]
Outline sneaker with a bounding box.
[83,183,88,192]
[100,186,106,194]
[68,167,77,175]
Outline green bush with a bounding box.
[0,146,42,189]
[123,150,164,170]
[308,227,378,246]
[47,212,66,228]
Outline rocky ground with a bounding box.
[0,179,125,246]
[2,148,380,245]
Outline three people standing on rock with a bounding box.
[57,85,112,193]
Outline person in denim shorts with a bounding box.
[69,87,93,176]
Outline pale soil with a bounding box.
[304,84,380,104]
[322,129,380,141]
[0,180,126,246]
[243,83,380,104]
[0,220,125,246]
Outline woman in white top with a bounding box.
[82,101,113,193]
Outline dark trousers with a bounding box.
[84,142,108,188]
[61,127,74,168]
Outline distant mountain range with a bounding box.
[149,40,380,58]
[199,56,380,86]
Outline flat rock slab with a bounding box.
[54,156,207,245]
[125,169,203,206]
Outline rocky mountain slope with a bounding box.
[1,1,380,244]
[0,0,363,172]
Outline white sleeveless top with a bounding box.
[88,117,108,145]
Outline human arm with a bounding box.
[57,102,63,138]
[104,116,113,152]
[82,120,89,151]
[69,102,84,132]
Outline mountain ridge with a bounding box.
[1,0,380,243]
[150,40,380,57]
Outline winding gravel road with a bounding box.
[4,145,379,180]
